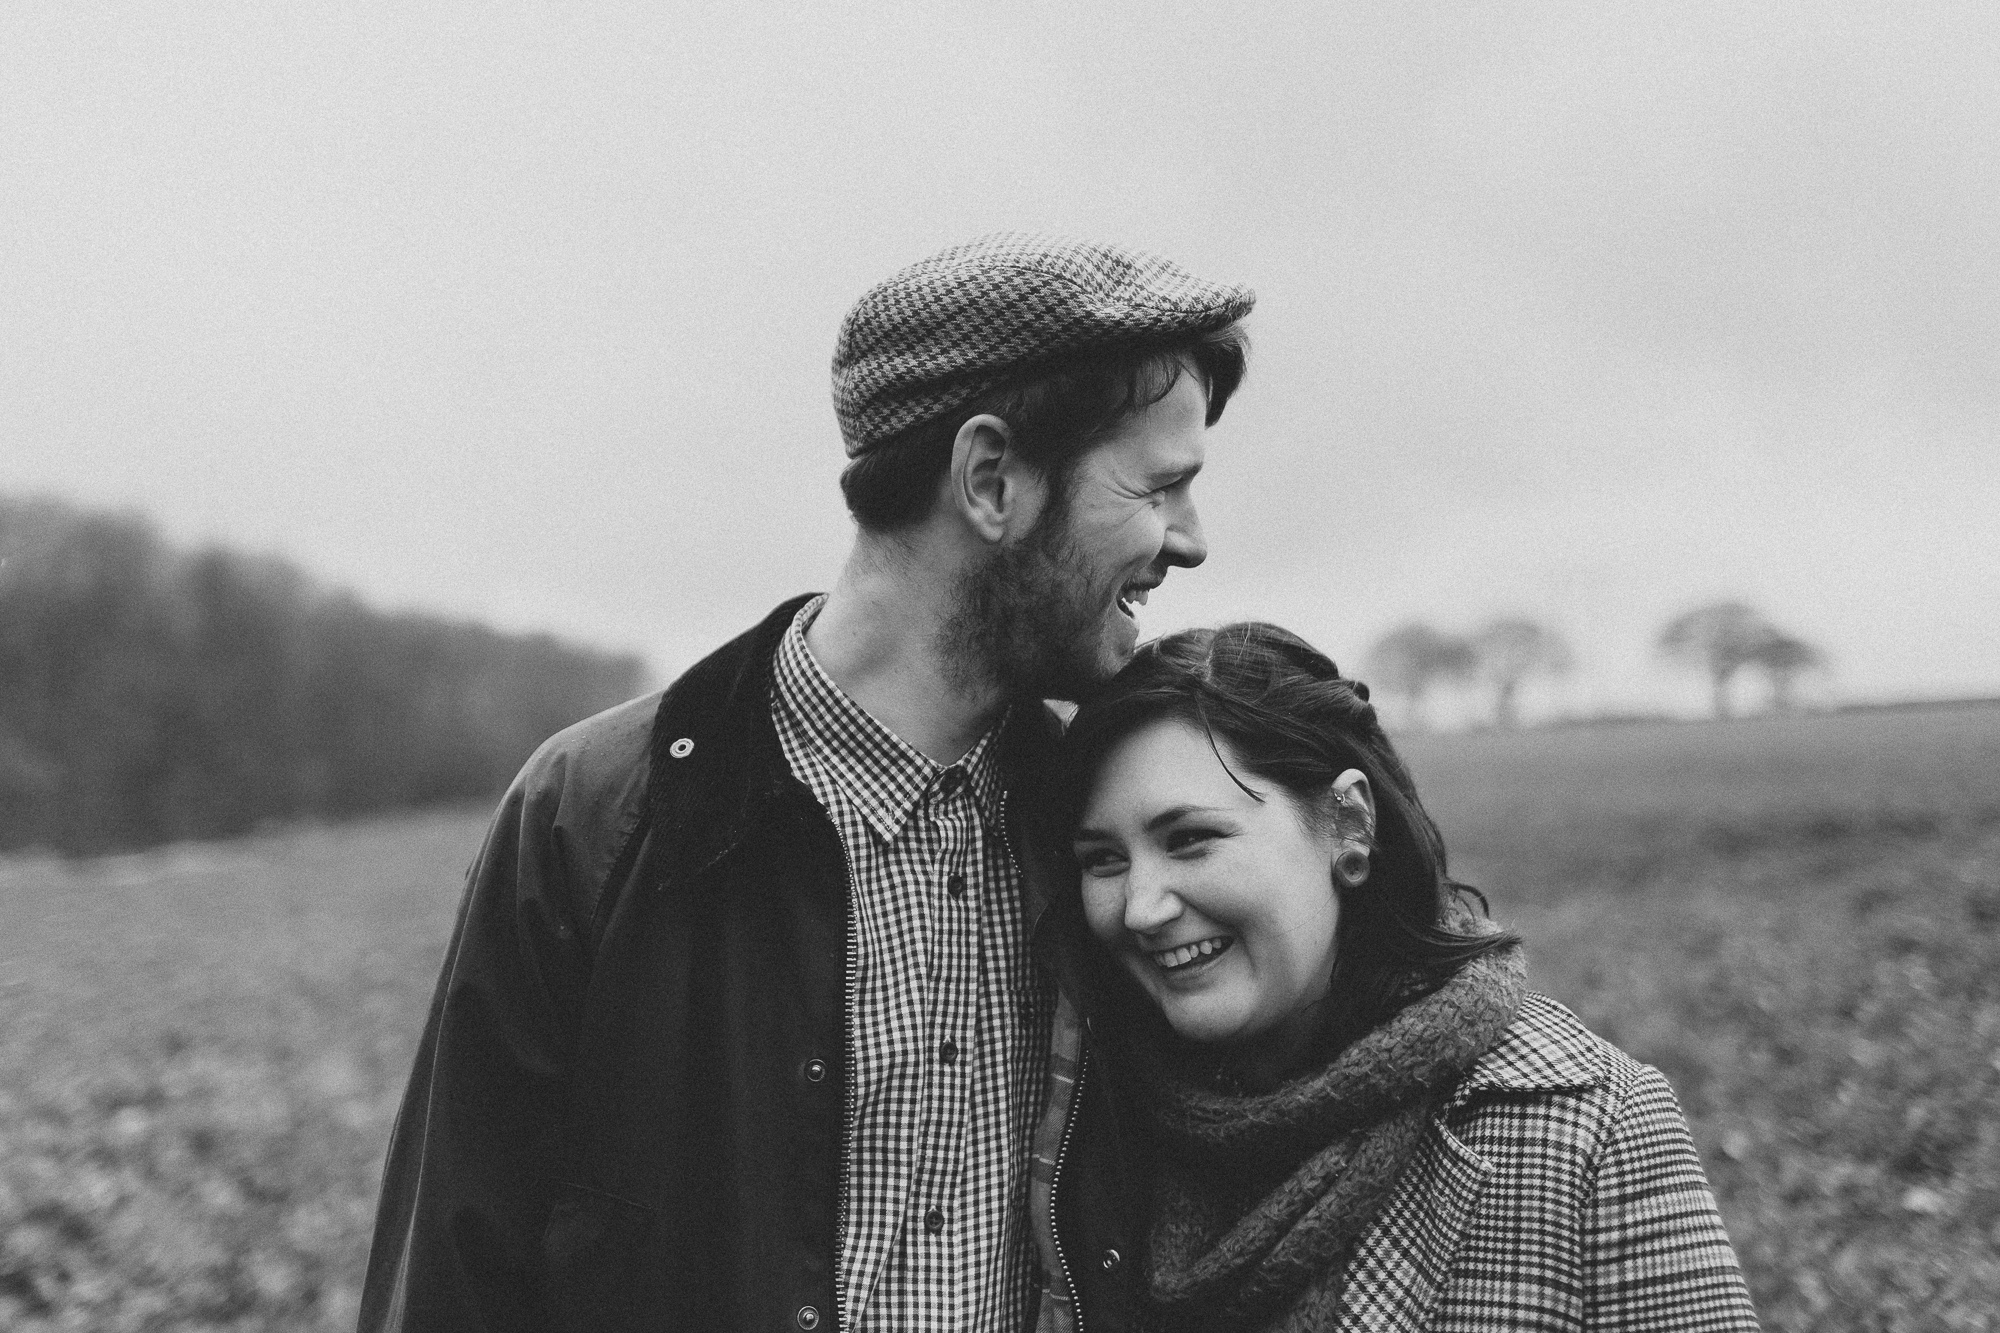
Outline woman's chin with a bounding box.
[1159,998,1259,1049]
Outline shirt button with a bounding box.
[802,1058,827,1083]
[937,769,962,797]
[796,1306,821,1330]
[938,1037,958,1065]
[1101,1247,1122,1271]
[924,1206,945,1235]
[946,873,966,898]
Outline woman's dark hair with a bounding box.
[1059,621,1518,1038]
[840,323,1249,532]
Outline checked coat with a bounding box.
[1053,993,1761,1332]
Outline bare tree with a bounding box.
[1363,623,1475,731]
[1656,600,1803,719]
[1747,633,1826,712]
[1471,618,1574,728]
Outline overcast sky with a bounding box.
[7,0,1997,716]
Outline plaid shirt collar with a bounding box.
[772,595,1007,843]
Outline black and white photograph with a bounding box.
[4,3,1997,1330]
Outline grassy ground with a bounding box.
[2,703,1996,1330]
[0,814,473,1331]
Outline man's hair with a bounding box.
[838,323,1250,532]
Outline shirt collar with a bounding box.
[773,596,1008,842]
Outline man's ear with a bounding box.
[950,413,1049,544]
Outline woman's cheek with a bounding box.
[1079,877,1126,946]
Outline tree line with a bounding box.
[0,496,647,855]
[1363,602,1826,730]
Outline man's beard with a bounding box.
[942,509,1114,703]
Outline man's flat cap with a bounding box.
[832,233,1254,457]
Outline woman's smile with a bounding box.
[1149,934,1234,977]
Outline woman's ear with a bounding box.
[1330,768,1375,842]
[1328,768,1375,889]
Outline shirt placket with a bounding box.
[901,773,980,1325]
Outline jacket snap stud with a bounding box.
[803,1058,827,1083]
[1101,1248,1121,1271]
[796,1306,821,1330]
[669,737,695,759]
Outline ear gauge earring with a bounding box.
[1333,847,1370,888]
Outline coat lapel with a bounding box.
[1333,1117,1490,1332]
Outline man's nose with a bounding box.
[1162,496,1206,569]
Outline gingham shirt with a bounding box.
[773,598,1054,1332]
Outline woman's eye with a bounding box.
[1166,827,1220,854]
[1075,848,1127,877]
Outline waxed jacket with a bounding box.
[359,596,1109,1333]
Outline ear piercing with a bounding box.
[1333,848,1370,888]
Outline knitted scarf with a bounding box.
[1132,940,1527,1333]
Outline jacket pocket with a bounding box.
[540,1180,657,1332]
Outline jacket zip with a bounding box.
[1004,783,1091,1333]
[1049,1048,1087,1333]
[830,818,860,1333]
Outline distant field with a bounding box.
[3,704,1997,1330]
[1401,703,2000,1330]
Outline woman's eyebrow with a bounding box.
[1144,804,1226,832]
[1073,805,1232,845]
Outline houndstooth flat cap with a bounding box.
[832,233,1254,457]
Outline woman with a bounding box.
[1049,623,1759,1332]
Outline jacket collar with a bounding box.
[640,595,818,881]
[1447,992,1608,1107]
[642,595,1067,893]
[1335,995,1608,1330]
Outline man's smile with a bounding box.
[1116,578,1159,620]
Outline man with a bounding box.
[359,234,1252,1332]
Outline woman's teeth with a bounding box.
[1151,937,1232,970]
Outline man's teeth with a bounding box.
[1124,586,1150,606]
[1152,938,1231,970]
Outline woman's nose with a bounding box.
[1122,862,1184,934]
